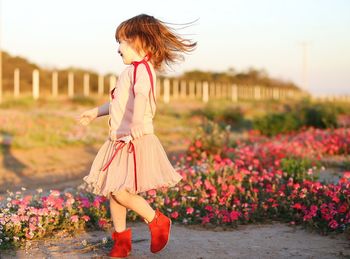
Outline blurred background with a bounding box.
[0,0,349,194]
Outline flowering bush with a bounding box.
[163,125,350,234]
[1,125,350,249]
[0,188,110,249]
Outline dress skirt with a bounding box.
[82,133,183,198]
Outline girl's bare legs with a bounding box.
[110,195,127,232]
[112,190,156,223]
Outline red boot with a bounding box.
[108,228,132,258]
[147,209,172,253]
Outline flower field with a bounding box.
[0,123,349,249]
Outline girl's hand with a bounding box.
[77,108,98,126]
[130,122,144,139]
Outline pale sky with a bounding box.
[1,0,350,96]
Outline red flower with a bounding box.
[292,203,302,210]
[230,211,240,221]
[328,219,339,229]
[201,215,210,224]
[98,218,108,228]
[338,204,347,213]
[195,140,202,148]
[205,205,213,212]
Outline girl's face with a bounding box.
[118,40,143,65]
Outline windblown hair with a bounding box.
[115,14,197,71]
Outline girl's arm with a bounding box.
[96,101,110,117]
[130,94,147,139]
[77,101,110,126]
[86,101,110,118]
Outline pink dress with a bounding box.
[82,57,183,198]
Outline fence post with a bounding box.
[254,85,261,100]
[32,69,40,100]
[223,84,228,99]
[14,68,20,98]
[163,78,170,103]
[109,75,116,92]
[83,73,90,96]
[202,81,209,103]
[68,71,74,98]
[52,71,58,97]
[231,84,238,102]
[172,79,179,99]
[189,80,195,99]
[216,83,222,99]
[98,74,104,96]
[180,80,186,99]
[195,81,202,99]
[273,88,280,100]
[209,82,215,99]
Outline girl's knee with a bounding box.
[112,189,130,204]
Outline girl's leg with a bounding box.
[112,190,156,223]
[109,194,128,232]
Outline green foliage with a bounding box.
[191,103,244,129]
[253,113,301,136]
[253,101,341,136]
[0,97,36,109]
[300,103,338,129]
[280,157,319,182]
[70,96,97,106]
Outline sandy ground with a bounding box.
[1,222,349,259]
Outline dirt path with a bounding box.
[1,222,349,259]
[0,143,185,196]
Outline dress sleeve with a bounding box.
[133,64,152,99]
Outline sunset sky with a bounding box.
[1,0,349,96]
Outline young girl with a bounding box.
[78,14,196,258]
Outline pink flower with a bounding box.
[82,215,90,222]
[186,207,194,214]
[25,231,34,239]
[29,223,37,231]
[147,189,157,196]
[171,211,179,219]
[10,215,21,224]
[70,215,79,223]
[201,215,210,224]
[184,185,192,192]
[80,197,91,208]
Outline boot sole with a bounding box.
[108,252,130,258]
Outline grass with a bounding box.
[1,96,350,150]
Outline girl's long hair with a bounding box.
[115,14,197,71]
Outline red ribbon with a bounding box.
[101,139,138,192]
